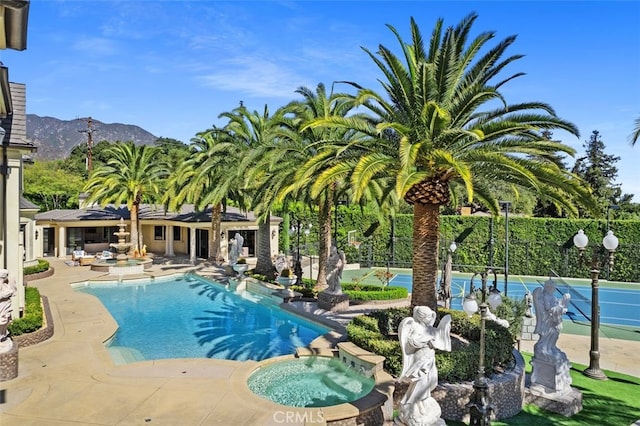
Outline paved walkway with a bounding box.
[1,257,638,425]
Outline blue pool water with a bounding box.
[248,357,375,407]
[76,275,330,363]
[389,274,640,328]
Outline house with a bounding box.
[34,203,282,264]
[0,0,32,319]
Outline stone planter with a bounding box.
[232,263,248,277]
[276,276,296,296]
[393,349,525,422]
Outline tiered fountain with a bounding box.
[107,218,144,276]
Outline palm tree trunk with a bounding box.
[209,203,222,263]
[130,203,140,254]
[254,216,274,279]
[411,202,440,311]
[315,196,332,291]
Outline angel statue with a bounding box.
[533,278,570,362]
[397,306,452,426]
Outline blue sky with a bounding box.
[2,1,639,199]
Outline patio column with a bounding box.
[189,227,196,264]
[57,226,66,258]
[165,225,174,256]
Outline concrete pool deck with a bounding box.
[1,257,639,425]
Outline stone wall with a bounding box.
[24,267,55,283]
[520,316,539,341]
[394,349,526,423]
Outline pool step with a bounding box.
[108,346,146,365]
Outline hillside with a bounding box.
[26,114,158,160]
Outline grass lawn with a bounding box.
[447,352,640,425]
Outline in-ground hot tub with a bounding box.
[248,356,375,407]
[244,342,395,425]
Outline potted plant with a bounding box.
[280,268,292,277]
[277,268,296,294]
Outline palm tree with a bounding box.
[221,104,284,278]
[164,127,242,263]
[84,142,168,251]
[273,83,364,289]
[312,15,597,310]
[631,116,640,146]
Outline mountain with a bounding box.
[26,114,158,160]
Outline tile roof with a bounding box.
[35,204,275,223]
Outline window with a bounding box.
[173,226,181,241]
[154,226,165,240]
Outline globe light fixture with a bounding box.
[572,228,619,380]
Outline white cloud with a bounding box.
[199,57,311,99]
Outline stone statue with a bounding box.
[325,246,346,294]
[274,254,288,275]
[234,232,244,257]
[533,279,570,362]
[228,238,238,265]
[397,306,452,426]
[531,278,572,393]
[486,307,510,328]
[524,291,534,318]
[228,233,244,265]
[0,269,17,351]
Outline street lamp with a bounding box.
[464,268,502,426]
[290,217,310,285]
[605,205,619,280]
[499,201,511,296]
[440,241,457,309]
[573,228,619,380]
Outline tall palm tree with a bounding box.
[274,83,364,289]
[312,15,597,310]
[164,127,242,263]
[221,104,284,277]
[84,142,168,251]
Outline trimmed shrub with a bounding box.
[346,307,514,382]
[342,283,408,301]
[8,287,43,336]
[24,259,50,275]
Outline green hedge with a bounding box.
[342,283,408,301]
[346,307,515,382]
[24,259,50,275]
[8,287,43,336]
[295,206,640,282]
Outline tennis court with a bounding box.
[343,268,640,328]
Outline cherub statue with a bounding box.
[397,306,452,426]
[0,269,17,351]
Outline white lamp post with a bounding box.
[573,228,618,380]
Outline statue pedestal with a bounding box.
[0,339,18,381]
[530,356,571,392]
[525,377,582,416]
[317,291,349,312]
[526,357,582,416]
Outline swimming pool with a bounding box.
[75,274,330,364]
[388,273,640,328]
